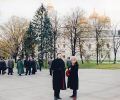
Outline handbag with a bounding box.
[66,69,70,77]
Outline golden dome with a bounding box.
[99,15,111,24]
[79,17,88,24]
[89,9,98,19]
[47,1,54,11]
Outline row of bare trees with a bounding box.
[63,8,120,64]
[0,16,29,61]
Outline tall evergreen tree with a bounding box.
[32,4,46,59]
[42,11,54,57]
[24,4,54,59]
[23,22,37,57]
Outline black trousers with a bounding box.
[0,69,4,75]
[73,90,77,96]
[26,68,31,75]
[8,68,13,75]
[32,68,36,74]
[54,90,60,98]
[39,65,42,71]
[49,68,52,75]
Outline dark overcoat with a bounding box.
[51,58,66,90]
[30,60,37,74]
[24,60,30,69]
[67,62,79,90]
[1,60,7,71]
[8,59,14,68]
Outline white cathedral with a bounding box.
[35,1,120,61]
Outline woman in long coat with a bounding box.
[67,56,79,98]
[17,57,24,76]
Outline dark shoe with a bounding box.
[70,95,76,98]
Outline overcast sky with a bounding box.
[0,0,120,24]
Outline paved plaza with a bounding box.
[0,69,120,100]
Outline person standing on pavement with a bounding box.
[17,56,24,76]
[30,57,37,75]
[24,56,31,75]
[38,59,43,71]
[0,58,5,75]
[51,53,66,99]
[66,57,72,69]
[67,56,79,98]
[8,57,14,75]
[0,57,7,75]
[48,57,53,75]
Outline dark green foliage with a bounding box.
[24,4,54,59]
[42,12,54,54]
[23,22,37,57]
[32,4,46,59]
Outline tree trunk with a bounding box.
[114,51,117,64]
[96,29,99,65]
[72,49,76,56]
[78,38,84,64]
[80,51,84,64]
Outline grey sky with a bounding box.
[0,0,120,24]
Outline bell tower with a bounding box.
[43,0,54,12]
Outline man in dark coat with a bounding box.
[8,58,14,75]
[38,59,43,71]
[0,58,6,75]
[0,58,3,75]
[24,57,31,75]
[48,57,53,75]
[51,53,66,99]
[30,57,36,75]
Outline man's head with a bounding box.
[29,56,33,61]
[57,53,62,59]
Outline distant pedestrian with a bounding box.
[0,57,7,75]
[8,57,14,75]
[17,57,24,76]
[38,59,43,71]
[48,57,53,75]
[0,58,4,75]
[24,57,31,75]
[67,56,79,98]
[66,57,72,69]
[51,53,66,99]
[30,57,37,75]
